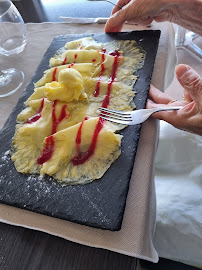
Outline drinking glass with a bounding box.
[0,0,27,97]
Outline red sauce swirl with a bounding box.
[72,117,104,165]
[37,136,54,165]
[26,98,45,124]
[37,100,69,165]
[52,67,58,81]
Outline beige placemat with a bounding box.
[0,22,176,262]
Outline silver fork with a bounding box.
[99,106,183,125]
[87,0,122,9]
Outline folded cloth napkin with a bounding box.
[0,22,176,262]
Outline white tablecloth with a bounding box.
[154,121,202,267]
[0,22,176,262]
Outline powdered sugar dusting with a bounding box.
[1,150,10,161]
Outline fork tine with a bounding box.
[99,111,132,120]
[100,116,131,125]
[99,107,132,116]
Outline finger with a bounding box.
[146,98,187,110]
[105,0,130,32]
[175,64,202,105]
[105,0,138,33]
[183,89,193,102]
[105,10,124,33]
[148,100,195,118]
[105,21,124,33]
[148,85,175,104]
[149,101,191,124]
[147,101,202,135]
[105,15,152,32]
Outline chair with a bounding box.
[175,25,202,59]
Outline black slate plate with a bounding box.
[0,31,160,231]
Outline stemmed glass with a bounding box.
[0,0,27,97]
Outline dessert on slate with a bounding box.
[11,37,145,185]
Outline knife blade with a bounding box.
[60,16,108,24]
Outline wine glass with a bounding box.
[0,0,27,98]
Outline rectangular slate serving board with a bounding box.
[0,31,160,231]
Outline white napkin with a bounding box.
[154,121,202,267]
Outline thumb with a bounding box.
[176,64,202,105]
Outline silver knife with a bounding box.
[60,16,108,24]
[59,16,138,25]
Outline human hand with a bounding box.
[105,0,202,35]
[146,64,202,136]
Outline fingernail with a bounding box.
[176,65,190,78]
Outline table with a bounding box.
[0,1,198,269]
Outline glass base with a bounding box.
[0,68,24,98]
